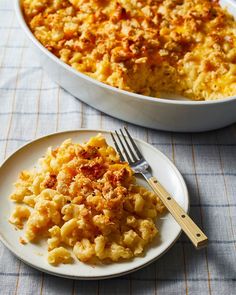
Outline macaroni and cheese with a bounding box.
[22,0,236,100]
[9,134,165,265]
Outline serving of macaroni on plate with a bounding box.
[22,0,236,100]
[9,134,165,265]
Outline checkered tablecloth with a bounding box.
[0,1,236,294]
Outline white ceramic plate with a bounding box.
[0,130,189,280]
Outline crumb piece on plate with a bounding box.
[19,237,27,245]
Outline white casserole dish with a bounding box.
[15,0,236,132]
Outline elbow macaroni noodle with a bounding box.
[9,134,165,265]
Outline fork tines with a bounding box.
[110,127,143,164]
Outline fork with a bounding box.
[111,128,208,249]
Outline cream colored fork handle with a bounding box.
[148,176,208,249]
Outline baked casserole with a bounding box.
[9,134,165,265]
[22,0,236,100]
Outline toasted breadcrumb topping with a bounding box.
[22,0,236,100]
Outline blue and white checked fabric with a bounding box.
[0,1,236,294]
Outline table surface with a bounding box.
[0,1,236,294]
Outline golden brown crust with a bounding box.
[22,0,236,100]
